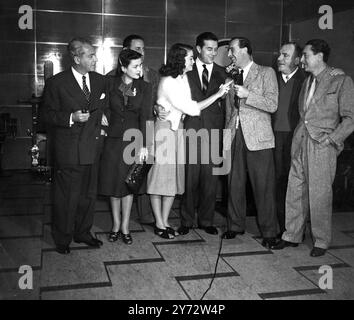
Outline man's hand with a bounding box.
[72,110,90,123]
[320,135,335,147]
[154,104,170,121]
[321,138,331,146]
[234,85,249,99]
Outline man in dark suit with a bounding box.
[223,37,279,248]
[43,38,107,254]
[178,32,227,235]
[273,42,306,237]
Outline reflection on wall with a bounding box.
[0,0,282,105]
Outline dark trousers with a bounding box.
[180,133,221,228]
[227,127,278,238]
[274,131,293,233]
[52,162,98,246]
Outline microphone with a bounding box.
[226,63,243,110]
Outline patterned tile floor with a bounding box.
[1,171,354,300]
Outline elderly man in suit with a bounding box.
[273,42,306,236]
[272,39,354,257]
[43,38,106,254]
[178,32,227,236]
[222,37,279,248]
[107,34,158,226]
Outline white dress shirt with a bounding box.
[281,67,298,83]
[195,58,213,89]
[71,66,91,91]
[69,67,91,126]
[241,61,253,82]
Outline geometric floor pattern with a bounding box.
[1,171,354,300]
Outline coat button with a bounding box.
[304,120,308,124]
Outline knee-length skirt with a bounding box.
[147,120,185,196]
[98,137,134,197]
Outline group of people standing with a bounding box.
[42,31,354,259]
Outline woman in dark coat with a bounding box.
[99,49,152,244]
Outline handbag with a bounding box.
[125,161,153,194]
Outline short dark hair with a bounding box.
[116,49,142,76]
[196,32,218,48]
[123,34,144,49]
[305,39,331,62]
[230,37,253,56]
[281,41,302,58]
[159,43,193,78]
[67,37,93,60]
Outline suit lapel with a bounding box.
[290,69,302,107]
[189,64,201,92]
[243,63,258,88]
[63,69,90,110]
[88,72,100,109]
[208,63,220,92]
[310,68,331,104]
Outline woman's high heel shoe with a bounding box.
[166,227,179,237]
[108,231,121,242]
[122,233,133,245]
[154,226,174,239]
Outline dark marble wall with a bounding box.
[0,0,282,106]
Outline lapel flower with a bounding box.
[132,88,137,96]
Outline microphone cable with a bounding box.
[200,234,224,300]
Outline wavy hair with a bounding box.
[115,49,142,76]
[159,43,193,78]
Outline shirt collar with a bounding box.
[241,61,253,81]
[71,67,90,89]
[281,67,298,83]
[196,57,213,72]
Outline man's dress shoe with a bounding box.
[221,230,245,239]
[310,247,326,257]
[177,226,190,235]
[56,245,70,255]
[200,226,218,235]
[270,239,299,250]
[261,237,277,249]
[74,237,103,247]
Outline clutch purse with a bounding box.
[125,161,153,193]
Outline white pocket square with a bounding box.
[100,93,106,100]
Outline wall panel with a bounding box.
[226,23,281,52]
[36,0,102,12]
[104,16,165,47]
[0,43,35,74]
[104,0,165,16]
[36,12,102,44]
[167,0,225,46]
[227,0,281,24]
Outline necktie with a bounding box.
[202,64,209,94]
[234,69,244,109]
[82,75,90,102]
[285,75,289,83]
[305,76,316,110]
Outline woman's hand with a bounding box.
[139,147,148,163]
[217,80,233,98]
